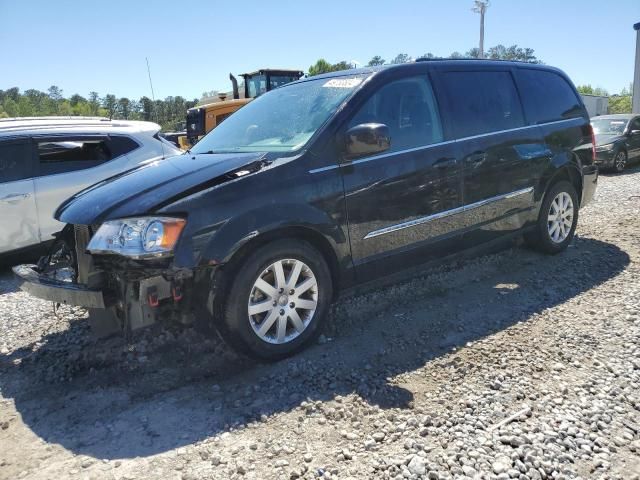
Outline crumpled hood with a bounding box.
[594,133,624,146]
[56,152,267,225]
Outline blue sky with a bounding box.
[1,0,638,100]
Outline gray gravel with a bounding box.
[1,167,639,480]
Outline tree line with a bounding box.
[576,84,633,114]
[1,44,633,126]
[308,44,542,75]
[0,87,199,131]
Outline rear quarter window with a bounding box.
[36,135,138,176]
[0,140,32,183]
[516,69,584,124]
[439,71,525,138]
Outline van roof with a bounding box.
[0,117,161,137]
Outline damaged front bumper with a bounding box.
[13,264,110,309]
[12,232,206,336]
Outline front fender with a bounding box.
[185,203,346,268]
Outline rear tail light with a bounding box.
[589,124,596,162]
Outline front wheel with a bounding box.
[524,180,579,254]
[220,239,333,360]
[613,149,627,173]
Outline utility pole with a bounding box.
[472,1,490,59]
[633,22,640,113]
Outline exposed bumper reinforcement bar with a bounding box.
[12,264,108,309]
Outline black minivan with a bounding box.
[14,60,598,359]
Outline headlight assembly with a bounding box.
[595,143,615,152]
[87,217,186,258]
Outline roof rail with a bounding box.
[414,57,533,63]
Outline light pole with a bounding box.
[472,1,490,59]
[633,22,640,113]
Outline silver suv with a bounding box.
[0,117,181,257]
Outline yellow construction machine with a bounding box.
[182,69,303,148]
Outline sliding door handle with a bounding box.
[434,157,458,169]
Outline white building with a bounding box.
[581,94,609,117]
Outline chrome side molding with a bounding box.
[363,187,534,239]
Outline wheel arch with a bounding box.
[222,225,342,297]
[540,160,583,207]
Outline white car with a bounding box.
[0,117,181,258]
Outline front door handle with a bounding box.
[0,193,31,203]
[434,157,458,169]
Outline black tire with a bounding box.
[524,180,579,254]
[219,239,332,361]
[613,149,627,173]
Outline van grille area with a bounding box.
[74,225,94,285]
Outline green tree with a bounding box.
[17,96,34,116]
[308,59,352,76]
[308,59,335,76]
[418,53,436,60]
[139,96,153,121]
[58,100,73,116]
[3,87,20,102]
[3,98,18,117]
[117,97,131,119]
[577,85,594,95]
[485,44,540,63]
[48,85,63,114]
[24,89,49,115]
[69,94,87,107]
[390,53,411,64]
[465,47,480,58]
[88,91,100,116]
[332,61,352,72]
[609,95,631,114]
[102,94,117,119]
[367,55,385,66]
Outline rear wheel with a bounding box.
[613,149,627,173]
[524,181,578,254]
[220,239,332,360]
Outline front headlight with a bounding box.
[87,217,186,259]
[595,143,615,152]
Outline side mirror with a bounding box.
[343,123,390,159]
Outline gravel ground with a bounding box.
[1,167,639,480]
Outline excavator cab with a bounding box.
[232,69,304,99]
[185,68,304,146]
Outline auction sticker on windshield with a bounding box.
[323,78,363,88]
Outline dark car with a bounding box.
[591,114,640,172]
[14,60,598,360]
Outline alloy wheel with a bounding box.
[248,259,318,344]
[547,191,574,244]
[614,151,626,172]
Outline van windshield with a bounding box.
[191,75,366,154]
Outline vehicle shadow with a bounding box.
[598,162,640,176]
[0,236,630,461]
[0,267,19,295]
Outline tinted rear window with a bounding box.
[0,141,32,183]
[36,135,138,176]
[440,71,525,138]
[516,69,583,124]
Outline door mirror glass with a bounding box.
[344,123,390,159]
